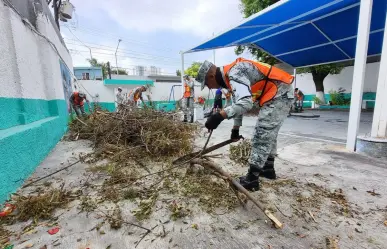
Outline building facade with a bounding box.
[0,0,73,202]
[74,67,103,80]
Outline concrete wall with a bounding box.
[295,62,380,96]
[0,0,73,202]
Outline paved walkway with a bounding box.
[4,111,387,249]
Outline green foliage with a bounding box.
[184,62,202,77]
[87,58,127,79]
[329,88,350,106]
[297,64,344,75]
[312,96,323,105]
[87,58,108,79]
[240,0,279,17]
[176,69,182,76]
[115,68,128,75]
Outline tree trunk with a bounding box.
[312,71,328,104]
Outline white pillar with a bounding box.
[371,18,387,138]
[180,51,185,96]
[293,68,297,88]
[346,0,373,151]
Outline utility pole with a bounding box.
[115,39,122,75]
[107,62,112,79]
[52,0,62,29]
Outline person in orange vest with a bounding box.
[69,91,90,117]
[294,88,304,112]
[196,58,294,191]
[128,85,148,107]
[183,75,195,123]
[222,89,232,108]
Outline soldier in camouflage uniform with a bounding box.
[182,75,195,123]
[196,58,294,191]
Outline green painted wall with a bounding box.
[302,92,376,108]
[83,102,116,113]
[0,98,68,203]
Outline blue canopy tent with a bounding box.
[185,0,386,67]
[182,0,387,151]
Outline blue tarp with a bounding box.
[186,0,387,67]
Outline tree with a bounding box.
[176,69,182,76]
[184,62,202,78]
[114,68,128,75]
[87,58,111,79]
[237,0,344,103]
[297,65,343,102]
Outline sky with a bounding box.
[61,0,254,75]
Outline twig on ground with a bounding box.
[135,224,158,248]
[274,203,292,218]
[308,210,317,223]
[230,185,247,209]
[22,160,81,188]
[202,153,223,158]
[98,209,151,233]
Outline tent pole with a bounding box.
[293,68,297,89]
[181,51,185,97]
[371,16,387,138]
[346,0,373,151]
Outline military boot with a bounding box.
[239,167,260,191]
[262,156,276,179]
[183,115,188,122]
[190,115,194,123]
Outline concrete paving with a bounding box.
[3,110,387,249]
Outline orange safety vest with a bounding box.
[183,83,191,98]
[129,88,141,101]
[223,58,294,106]
[296,91,304,100]
[73,92,84,106]
[225,92,232,100]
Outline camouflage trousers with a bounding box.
[183,97,194,118]
[248,96,291,170]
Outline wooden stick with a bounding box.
[22,160,81,188]
[75,117,88,126]
[308,210,317,223]
[191,159,283,229]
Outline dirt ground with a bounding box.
[1,115,387,249]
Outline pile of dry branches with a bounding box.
[69,107,197,160]
[229,139,252,165]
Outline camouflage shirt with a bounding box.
[221,61,293,126]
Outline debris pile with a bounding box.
[69,107,198,160]
[1,187,74,224]
[260,178,353,220]
[229,139,252,165]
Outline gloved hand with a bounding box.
[205,112,224,130]
[231,129,240,140]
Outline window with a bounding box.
[82,72,90,80]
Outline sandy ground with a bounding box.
[2,111,387,249]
